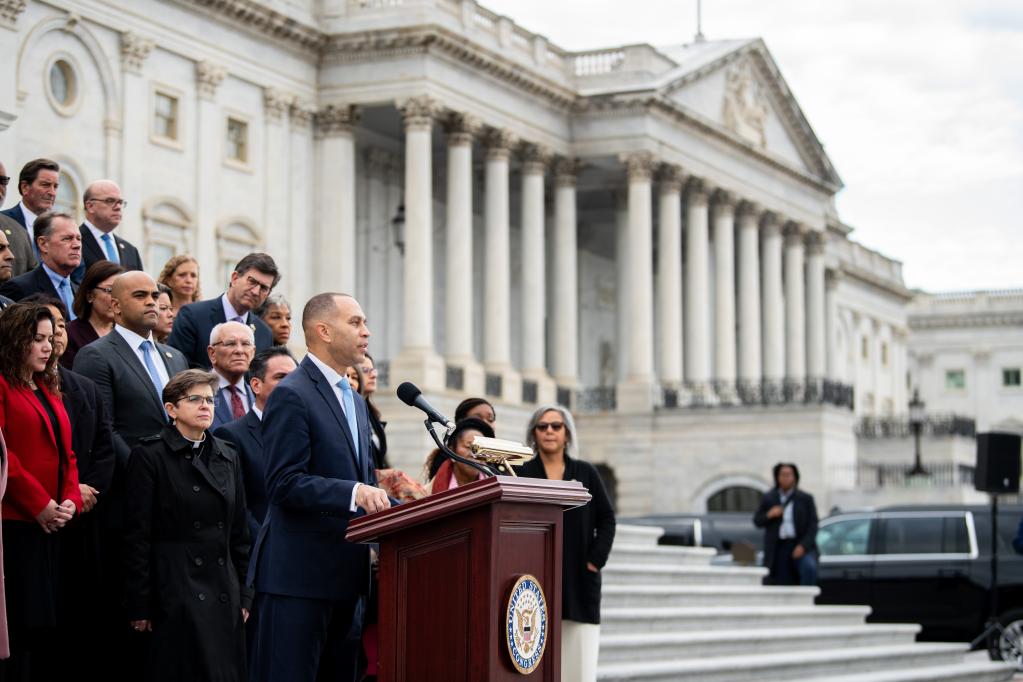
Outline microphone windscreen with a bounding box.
[396,381,422,406]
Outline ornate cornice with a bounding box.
[120,32,154,74]
[621,151,656,181]
[196,60,226,100]
[909,312,1023,330]
[180,0,325,53]
[0,0,26,31]
[315,104,360,138]
[398,95,438,131]
[263,88,293,124]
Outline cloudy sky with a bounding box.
[484,0,1023,293]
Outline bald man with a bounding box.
[72,179,143,285]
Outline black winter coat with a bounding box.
[515,454,616,624]
[123,426,252,682]
[753,487,818,571]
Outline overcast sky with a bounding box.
[483,0,1023,293]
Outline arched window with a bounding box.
[54,170,81,223]
[217,219,262,284]
[707,486,762,513]
[142,199,193,271]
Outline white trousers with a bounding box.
[561,620,600,682]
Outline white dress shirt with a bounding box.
[221,294,248,325]
[778,489,797,540]
[19,203,37,234]
[305,352,361,511]
[115,324,170,386]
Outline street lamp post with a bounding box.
[908,388,928,476]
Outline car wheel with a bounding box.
[991,608,1023,670]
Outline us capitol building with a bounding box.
[3,0,1018,515]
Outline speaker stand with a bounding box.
[970,495,1014,660]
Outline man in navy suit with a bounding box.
[71,179,144,285]
[214,346,297,542]
[249,293,391,682]
[0,212,81,312]
[168,252,277,368]
[1,158,59,262]
[207,320,257,429]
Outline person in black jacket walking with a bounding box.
[515,405,615,682]
[753,462,818,586]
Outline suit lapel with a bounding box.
[154,341,182,376]
[34,266,60,299]
[79,225,103,263]
[109,332,164,414]
[245,410,262,446]
[302,359,359,468]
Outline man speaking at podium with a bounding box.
[248,292,391,682]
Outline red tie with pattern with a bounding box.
[228,385,245,420]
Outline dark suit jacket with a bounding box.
[211,381,256,430]
[58,366,116,496]
[71,224,143,285]
[214,410,266,543]
[61,318,100,370]
[753,487,819,570]
[72,330,188,527]
[0,211,37,277]
[249,355,376,601]
[167,296,273,369]
[0,263,78,302]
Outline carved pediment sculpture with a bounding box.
[722,58,769,148]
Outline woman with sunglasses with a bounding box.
[62,260,124,369]
[515,405,616,682]
[123,369,251,681]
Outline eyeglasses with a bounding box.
[88,197,128,208]
[211,340,255,349]
[535,422,564,432]
[94,286,113,295]
[0,176,9,187]
[242,275,272,295]
[361,366,377,375]
[180,395,215,405]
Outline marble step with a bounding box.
[802,659,1015,682]
[601,604,872,635]
[607,542,721,566]
[603,562,766,586]
[597,642,969,681]
[598,623,921,663]
[602,583,818,609]
[614,524,668,548]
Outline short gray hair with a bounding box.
[524,404,579,458]
[209,320,255,346]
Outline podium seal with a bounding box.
[505,574,548,674]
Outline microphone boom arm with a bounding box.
[424,418,496,479]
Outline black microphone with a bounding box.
[396,382,455,430]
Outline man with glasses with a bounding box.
[208,320,258,429]
[169,252,279,368]
[0,159,39,277]
[0,211,81,311]
[72,179,144,285]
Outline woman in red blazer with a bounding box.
[0,302,82,680]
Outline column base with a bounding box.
[390,347,446,393]
[521,368,557,406]
[616,379,657,413]
[714,381,741,406]
[444,355,486,395]
[485,363,522,404]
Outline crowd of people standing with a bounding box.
[0,156,616,681]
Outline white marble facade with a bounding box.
[0,0,925,511]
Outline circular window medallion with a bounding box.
[505,574,548,675]
[45,56,80,116]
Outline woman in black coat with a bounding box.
[515,405,615,682]
[123,369,251,682]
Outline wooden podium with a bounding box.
[347,475,591,681]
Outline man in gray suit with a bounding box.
[0,159,38,277]
[0,229,15,309]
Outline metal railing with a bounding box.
[856,414,977,439]
[834,462,976,490]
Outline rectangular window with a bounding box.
[153,92,178,140]
[226,117,248,163]
[881,342,889,366]
[877,516,969,555]
[945,369,966,390]
[1005,368,1022,388]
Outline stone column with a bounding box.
[195,61,226,284]
[482,128,521,401]
[443,113,484,394]
[825,269,841,380]
[656,165,684,388]
[617,152,657,412]
[784,222,807,385]
[685,179,712,399]
[805,230,827,381]
[614,190,630,383]
[552,158,580,388]
[520,143,555,402]
[736,201,762,390]
[713,190,738,402]
[263,88,292,285]
[287,101,314,318]
[761,212,785,385]
[390,96,444,390]
[315,103,359,293]
[117,32,153,247]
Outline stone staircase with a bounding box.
[597,525,1015,682]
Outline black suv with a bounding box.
[815,504,1023,664]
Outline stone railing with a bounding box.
[856,414,977,439]
[661,378,855,411]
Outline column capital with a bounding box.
[398,95,439,131]
[783,221,806,244]
[289,100,314,130]
[315,104,360,138]
[806,229,827,255]
[736,200,761,220]
[712,188,737,213]
[442,111,481,146]
[553,157,583,187]
[120,32,154,74]
[685,176,710,204]
[196,61,226,100]
[657,164,685,192]
[0,1,27,31]
[482,127,518,161]
[519,142,551,175]
[620,151,657,181]
[760,210,781,235]
[825,267,843,290]
[263,88,294,124]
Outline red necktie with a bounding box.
[228,385,245,420]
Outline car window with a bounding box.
[878,516,970,555]
[817,518,871,556]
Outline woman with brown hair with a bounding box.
[62,260,124,369]
[157,255,201,311]
[0,302,83,679]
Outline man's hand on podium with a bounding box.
[356,485,392,515]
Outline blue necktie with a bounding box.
[338,377,360,465]
[140,340,166,403]
[100,233,120,264]
[57,278,76,321]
